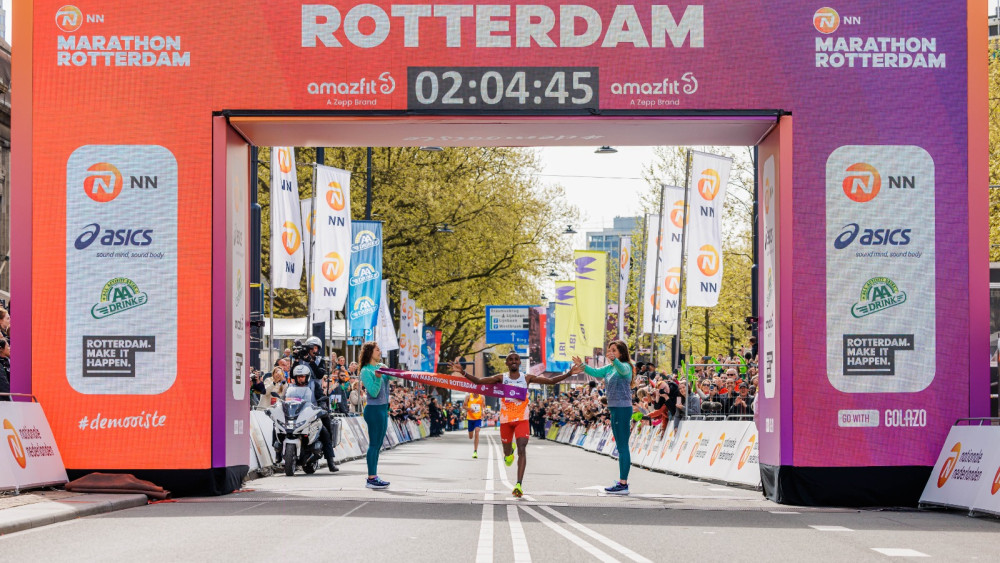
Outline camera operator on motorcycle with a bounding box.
[288,360,339,473]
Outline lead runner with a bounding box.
[450,352,583,498]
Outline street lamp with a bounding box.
[594,146,618,154]
[436,224,454,233]
[420,146,444,152]
[563,225,577,234]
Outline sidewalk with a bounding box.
[0,490,148,535]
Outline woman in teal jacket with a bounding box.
[359,341,391,489]
[573,339,635,495]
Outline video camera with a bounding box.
[291,344,311,362]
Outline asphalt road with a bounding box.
[1,428,996,562]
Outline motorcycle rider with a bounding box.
[283,364,338,473]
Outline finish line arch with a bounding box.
[12,1,988,503]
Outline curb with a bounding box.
[0,494,148,536]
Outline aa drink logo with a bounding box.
[350,263,380,286]
[937,442,961,488]
[670,200,688,228]
[738,434,756,470]
[842,163,881,203]
[277,147,294,174]
[281,222,301,254]
[84,163,124,203]
[813,7,840,34]
[321,252,345,282]
[697,170,721,201]
[851,276,906,318]
[56,5,83,33]
[352,230,380,252]
[709,432,726,466]
[350,296,377,320]
[4,419,25,469]
[91,277,149,319]
[696,245,720,276]
[325,182,346,211]
[665,267,681,295]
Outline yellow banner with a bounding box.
[574,250,607,354]
[552,280,581,361]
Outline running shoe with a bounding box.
[512,483,523,498]
[366,477,390,490]
[473,451,478,459]
[504,453,514,467]
[605,482,630,496]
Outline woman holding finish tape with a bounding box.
[573,339,636,496]
[359,341,392,490]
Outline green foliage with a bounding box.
[257,147,579,360]
[990,41,1000,261]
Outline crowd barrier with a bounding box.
[549,416,761,488]
[919,419,1000,517]
[249,411,431,472]
[0,397,68,492]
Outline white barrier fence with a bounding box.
[919,420,1000,517]
[0,398,69,492]
[549,417,761,488]
[249,412,431,471]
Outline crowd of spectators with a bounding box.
[0,306,11,400]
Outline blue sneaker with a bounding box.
[605,482,629,496]
[366,477,390,489]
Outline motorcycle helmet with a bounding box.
[304,336,322,351]
[292,365,311,381]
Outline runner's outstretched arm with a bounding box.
[449,360,504,385]
[527,364,584,386]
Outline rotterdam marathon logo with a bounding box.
[812,6,946,69]
[55,4,192,67]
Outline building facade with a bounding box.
[585,216,640,262]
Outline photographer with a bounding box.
[292,338,338,473]
[292,336,329,381]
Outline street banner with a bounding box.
[376,280,399,352]
[420,327,440,372]
[311,165,352,312]
[686,152,731,307]
[618,236,631,340]
[414,308,424,369]
[348,221,382,337]
[377,368,527,401]
[574,250,607,353]
[642,195,685,334]
[528,306,546,376]
[0,401,68,491]
[545,302,571,373]
[300,198,314,262]
[271,147,304,289]
[552,280,581,361]
[398,289,411,366]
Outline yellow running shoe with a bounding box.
[504,453,514,467]
[512,483,523,498]
[473,451,478,459]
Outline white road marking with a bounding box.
[871,548,929,557]
[809,525,853,532]
[770,511,801,514]
[579,486,609,490]
[519,505,620,563]
[508,505,532,563]
[536,505,653,563]
[707,487,732,492]
[476,446,495,563]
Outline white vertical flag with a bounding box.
[376,280,399,352]
[685,152,731,307]
[271,147,304,289]
[618,236,631,340]
[642,190,686,334]
[311,165,352,312]
[300,198,314,263]
[398,289,411,366]
[414,308,424,369]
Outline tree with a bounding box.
[989,41,1000,260]
[257,147,579,361]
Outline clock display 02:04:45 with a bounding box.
[406,67,599,110]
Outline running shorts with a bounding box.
[499,420,530,443]
[467,419,482,432]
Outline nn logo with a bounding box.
[665,267,681,295]
[937,442,961,488]
[697,169,721,201]
[4,419,25,469]
[670,200,688,228]
[55,5,84,33]
[281,222,302,256]
[277,147,294,174]
[326,182,346,212]
[83,162,158,203]
[321,252,345,283]
[696,245,720,277]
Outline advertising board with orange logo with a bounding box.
[11,1,986,500]
[921,425,1000,516]
[0,403,68,491]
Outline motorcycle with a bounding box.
[266,387,325,476]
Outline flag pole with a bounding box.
[306,154,319,338]
[650,183,667,368]
[674,150,693,374]
[634,217,647,364]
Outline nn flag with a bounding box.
[574,250,607,354]
[642,192,685,334]
[398,289,411,366]
[311,165,352,312]
[618,236,631,340]
[270,147,303,289]
[686,152,732,307]
[376,280,399,353]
